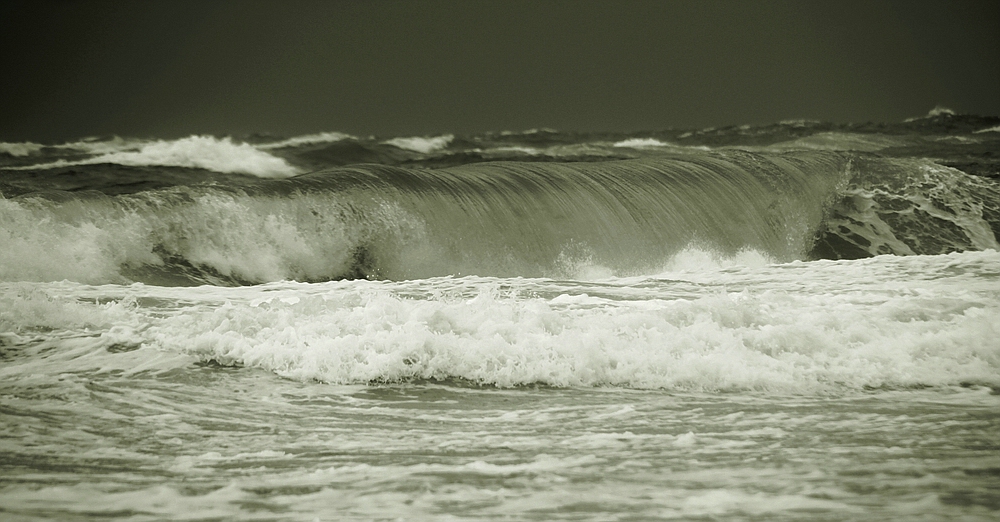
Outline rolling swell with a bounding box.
[1,150,995,285]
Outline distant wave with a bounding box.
[3,136,300,178]
[974,125,1000,134]
[499,128,559,136]
[0,142,44,157]
[905,105,957,122]
[763,132,912,152]
[53,136,145,155]
[257,132,354,149]
[383,134,454,153]
[612,138,671,148]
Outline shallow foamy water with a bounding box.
[1,251,999,520]
[2,376,998,520]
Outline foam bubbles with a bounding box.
[613,138,670,148]
[8,251,991,392]
[383,134,454,153]
[656,246,775,274]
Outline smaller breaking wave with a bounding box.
[256,132,354,149]
[4,251,997,392]
[764,132,912,152]
[0,142,44,157]
[383,134,454,154]
[2,136,300,178]
[905,106,957,122]
[612,138,671,148]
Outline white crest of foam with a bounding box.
[3,136,300,178]
[4,251,985,392]
[656,247,775,274]
[487,146,542,155]
[973,125,1000,134]
[612,138,670,148]
[257,132,353,149]
[383,134,454,154]
[927,106,956,117]
[0,142,44,157]
[905,106,956,122]
[54,136,145,155]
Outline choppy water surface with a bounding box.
[4,376,999,520]
[3,250,999,520]
[2,111,1000,519]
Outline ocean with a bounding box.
[1,108,999,520]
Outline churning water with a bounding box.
[2,110,999,520]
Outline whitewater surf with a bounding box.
[2,111,999,520]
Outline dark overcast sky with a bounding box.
[1,0,998,141]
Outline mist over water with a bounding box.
[2,111,999,520]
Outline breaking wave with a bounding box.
[0,150,997,285]
[0,141,44,157]
[3,135,300,177]
[256,132,354,149]
[2,250,998,391]
[383,134,454,154]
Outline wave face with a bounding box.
[0,150,837,284]
[810,157,1000,259]
[2,149,998,285]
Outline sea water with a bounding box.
[1,110,999,520]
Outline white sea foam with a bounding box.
[0,191,420,284]
[655,247,775,273]
[612,138,671,148]
[53,136,145,155]
[973,125,1000,134]
[927,106,956,117]
[5,251,994,392]
[483,146,542,156]
[905,106,956,122]
[383,134,454,153]
[3,136,300,177]
[0,198,158,284]
[0,141,44,156]
[257,132,353,149]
